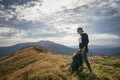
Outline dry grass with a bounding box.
[0,46,120,80]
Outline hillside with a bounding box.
[0,46,120,80]
[0,41,76,57]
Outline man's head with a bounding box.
[77,27,84,34]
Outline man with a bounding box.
[77,27,92,73]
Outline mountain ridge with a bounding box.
[0,41,76,57]
[0,45,120,80]
[0,40,120,57]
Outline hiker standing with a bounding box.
[77,27,92,73]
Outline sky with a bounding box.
[0,0,120,47]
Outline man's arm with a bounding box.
[82,33,88,53]
[82,46,86,53]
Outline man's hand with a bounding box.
[82,46,86,53]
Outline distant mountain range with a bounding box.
[88,46,120,56]
[0,41,120,57]
[0,41,76,57]
[70,45,120,56]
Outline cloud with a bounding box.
[0,27,27,39]
[90,34,119,40]
[0,0,120,46]
[88,16,120,36]
[0,4,4,9]
[89,34,120,46]
[0,9,15,21]
[10,1,43,22]
[40,0,77,14]
[0,0,42,9]
[89,33,120,46]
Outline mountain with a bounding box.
[0,41,120,57]
[38,41,76,54]
[0,41,76,57]
[70,45,120,56]
[88,45,120,56]
[0,45,120,80]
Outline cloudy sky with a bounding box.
[0,0,120,47]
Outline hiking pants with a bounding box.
[81,51,92,72]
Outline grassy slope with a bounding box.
[0,46,120,80]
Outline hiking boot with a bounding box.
[89,70,93,74]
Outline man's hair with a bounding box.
[77,27,84,32]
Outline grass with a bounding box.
[0,46,120,80]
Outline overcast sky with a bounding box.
[0,0,120,47]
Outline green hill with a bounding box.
[0,46,120,80]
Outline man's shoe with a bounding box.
[89,70,92,73]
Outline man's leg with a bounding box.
[82,52,92,73]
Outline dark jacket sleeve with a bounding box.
[82,33,89,47]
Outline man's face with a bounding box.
[77,30,82,34]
